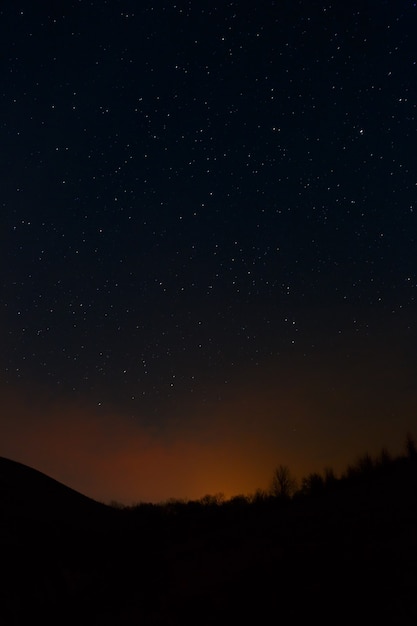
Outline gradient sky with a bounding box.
[2,0,417,504]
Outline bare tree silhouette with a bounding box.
[270,465,297,500]
[405,432,417,460]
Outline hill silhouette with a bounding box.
[0,456,111,525]
[1,441,416,625]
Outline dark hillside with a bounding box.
[0,456,111,525]
[0,456,119,625]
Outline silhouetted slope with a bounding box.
[0,456,111,525]
[0,457,119,626]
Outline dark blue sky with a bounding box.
[1,0,416,502]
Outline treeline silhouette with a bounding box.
[1,433,416,626]
[116,431,417,515]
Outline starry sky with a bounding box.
[2,0,417,504]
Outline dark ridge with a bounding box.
[0,456,112,526]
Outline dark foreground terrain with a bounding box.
[1,450,416,625]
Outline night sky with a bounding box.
[2,0,417,504]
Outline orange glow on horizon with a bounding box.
[0,345,416,505]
